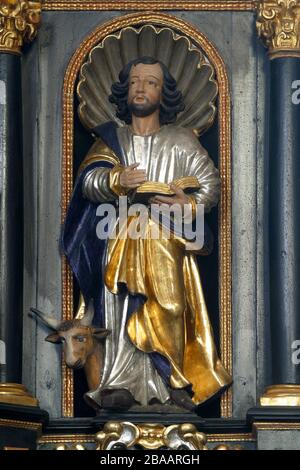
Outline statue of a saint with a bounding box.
[62,56,232,412]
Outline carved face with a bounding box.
[127,63,163,118]
[46,326,109,369]
[60,328,95,369]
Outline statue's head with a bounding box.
[109,56,185,125]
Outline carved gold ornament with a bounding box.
[95,422,245,450]
[0,0,41,54]
[95,422,208,450]
[257,0,300,57]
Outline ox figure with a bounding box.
[30,301,110,408]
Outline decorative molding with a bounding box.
[39,434,94,444]
[42,1,255,12]
[207,433,255,442]
[95,422,208,450]
[0,418,42,433]
[62,11,232,418]
[38,430,253,449]
[253,422,300,435]
[61,361,73,417]
[95,422,246,450]
[38,432,255,443]
[213,443,245,449]
[0,0,41,55]
[3,447,29,450]
[256,0,300,58]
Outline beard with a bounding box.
[128,98,160,118]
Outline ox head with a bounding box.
[30,301,110,369]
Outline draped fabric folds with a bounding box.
[62,122,232,405]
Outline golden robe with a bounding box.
[81,125,232,405]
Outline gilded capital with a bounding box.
[0,0,41,55]
[257,0,300,57]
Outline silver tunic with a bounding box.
[83,125,220,211]
[82,125,220,406]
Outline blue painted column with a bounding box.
[0,52,23,383]
[257,0,300,397]
[268,58,300,384]
[0,2,41,389]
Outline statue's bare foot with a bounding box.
[101,389,135,411]
[169,389,196,412]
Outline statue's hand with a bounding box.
[120,163,147,190]
[151,184,190,208]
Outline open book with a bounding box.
[130,176,200,204]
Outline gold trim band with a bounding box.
[269,51,300,59]
[207,433,255,442]
[62,12,232,418]
[253,422,300,433]
[39,434,94,444]
[39,432,255,445]
[0,418,42,433]
[43,1,255,11]
[78,154,119,175]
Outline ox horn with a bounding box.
[80,299,94,326]
[30,308,61,330]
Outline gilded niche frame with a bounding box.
[61,12,232,417]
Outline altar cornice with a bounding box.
[41,0,256,12]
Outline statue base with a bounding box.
[260,385,300,406]
[0,383,39,407]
